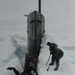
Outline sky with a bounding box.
[0,0,75,34]
[42,0,75,34]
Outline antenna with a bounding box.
[38,0,41,13]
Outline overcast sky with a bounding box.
[0,0,75,34]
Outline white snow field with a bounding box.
[0,32,27,75]
[1,33,75,75]
[38,33,75,75]
[1,26,75,75]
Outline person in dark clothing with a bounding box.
[47,42,64,71]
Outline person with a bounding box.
[47,42,64,71]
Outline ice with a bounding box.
[0,57,23,75]
[0,35,16,64]
[38,33,75,75]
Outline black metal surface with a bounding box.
[38,0,41,13]
[27,10,45,57]
[24,10,45,75]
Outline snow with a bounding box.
[0,35,16,64]
[0,57,23,75]
[1,29,75,75]
[1,32,75,75]
[38,33,75,75]
[0,32,27,75]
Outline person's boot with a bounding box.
[54,64,59,71]
[49,57,55,66]
[49,63,54,66]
